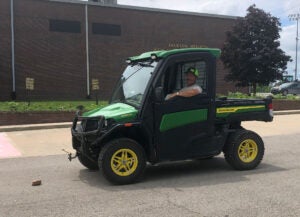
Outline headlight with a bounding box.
[84,119,99,132]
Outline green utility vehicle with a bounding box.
[70,48,273,184]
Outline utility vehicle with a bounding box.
[70,48,273,184]
[271,81,300,96]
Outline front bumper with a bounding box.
[72,115,104,135]
[71,115,105,149]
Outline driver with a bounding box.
[165,67,202,100]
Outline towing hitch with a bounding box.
[62,149,78,162]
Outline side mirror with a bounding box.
[154,87,164,102]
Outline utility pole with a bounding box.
[289,13,299,80]
[11,0,16,99]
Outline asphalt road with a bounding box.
[1,115,300,217]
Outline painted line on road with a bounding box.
[0,133,21,158]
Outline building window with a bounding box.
[49,19,81,33]
[92,23,121,36]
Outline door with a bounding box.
[153,52,217,161]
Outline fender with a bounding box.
[91,122,141,146]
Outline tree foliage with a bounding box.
[221,5,291,94]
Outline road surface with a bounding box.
[0,115,300,217]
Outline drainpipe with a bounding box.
[85,4,90,98]
[10,0,16,100]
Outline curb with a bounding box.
[273,110,300,116]
[0,122,72,132]
[1,110,300,132]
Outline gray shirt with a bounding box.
[165,84,202,100]
[180,84,202,93]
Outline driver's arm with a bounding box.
[165,86,202,100]
[178,89,201,97]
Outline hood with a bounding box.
[83,103,138,122]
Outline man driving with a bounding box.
[165,67,202,100]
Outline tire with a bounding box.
[77,153,99,170]
[282,90,288,96]
[98,138,146,185]
[223,130,264,170]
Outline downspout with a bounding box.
[10,0,16,99]
[85,4,90,98]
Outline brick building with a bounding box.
[0,0,238,101]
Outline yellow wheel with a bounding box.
[111,149,138,176]
[224,130,264,170]
[99,138,146,185]
[237,139,258,163]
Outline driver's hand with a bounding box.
[165,92,177,100]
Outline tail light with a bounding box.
[268,103,273,110]
[268,103,273,117]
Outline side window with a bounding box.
[156,59,209,99]
[174,60,208,94]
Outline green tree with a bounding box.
[221,5,291,95]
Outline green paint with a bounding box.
[160,109,208,132]
[129,48,221,62]
[83,103,138,122]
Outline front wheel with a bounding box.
[223,130,264,170]
[77,153,99,170]
[98,138,146,185]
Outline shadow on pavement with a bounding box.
[77,157,287,189]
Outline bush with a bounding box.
[218,92,300,100]
[227,92,255,99]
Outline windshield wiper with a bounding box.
[111,98,138,109]
[124,99,139,108]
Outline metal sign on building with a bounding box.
[92,79,100,90]
[26,78,35,91]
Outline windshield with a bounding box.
[111,60,158,108]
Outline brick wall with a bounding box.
[1,0,237,101]
[13,0,87,100]
[0,111,74,126]
[273,100,300,111]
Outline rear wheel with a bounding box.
[223,130,264,170]
[99,138,146,185]
[282,90,288,96]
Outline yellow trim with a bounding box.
[238,139,258,163]
[110,148,138,177]
[216,105,265,114]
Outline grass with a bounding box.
[220,92,300,100]
[0,100,108,112]
[271,94,300,100]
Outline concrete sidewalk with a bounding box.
[0,122,72,132]
[1,110,300,132]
